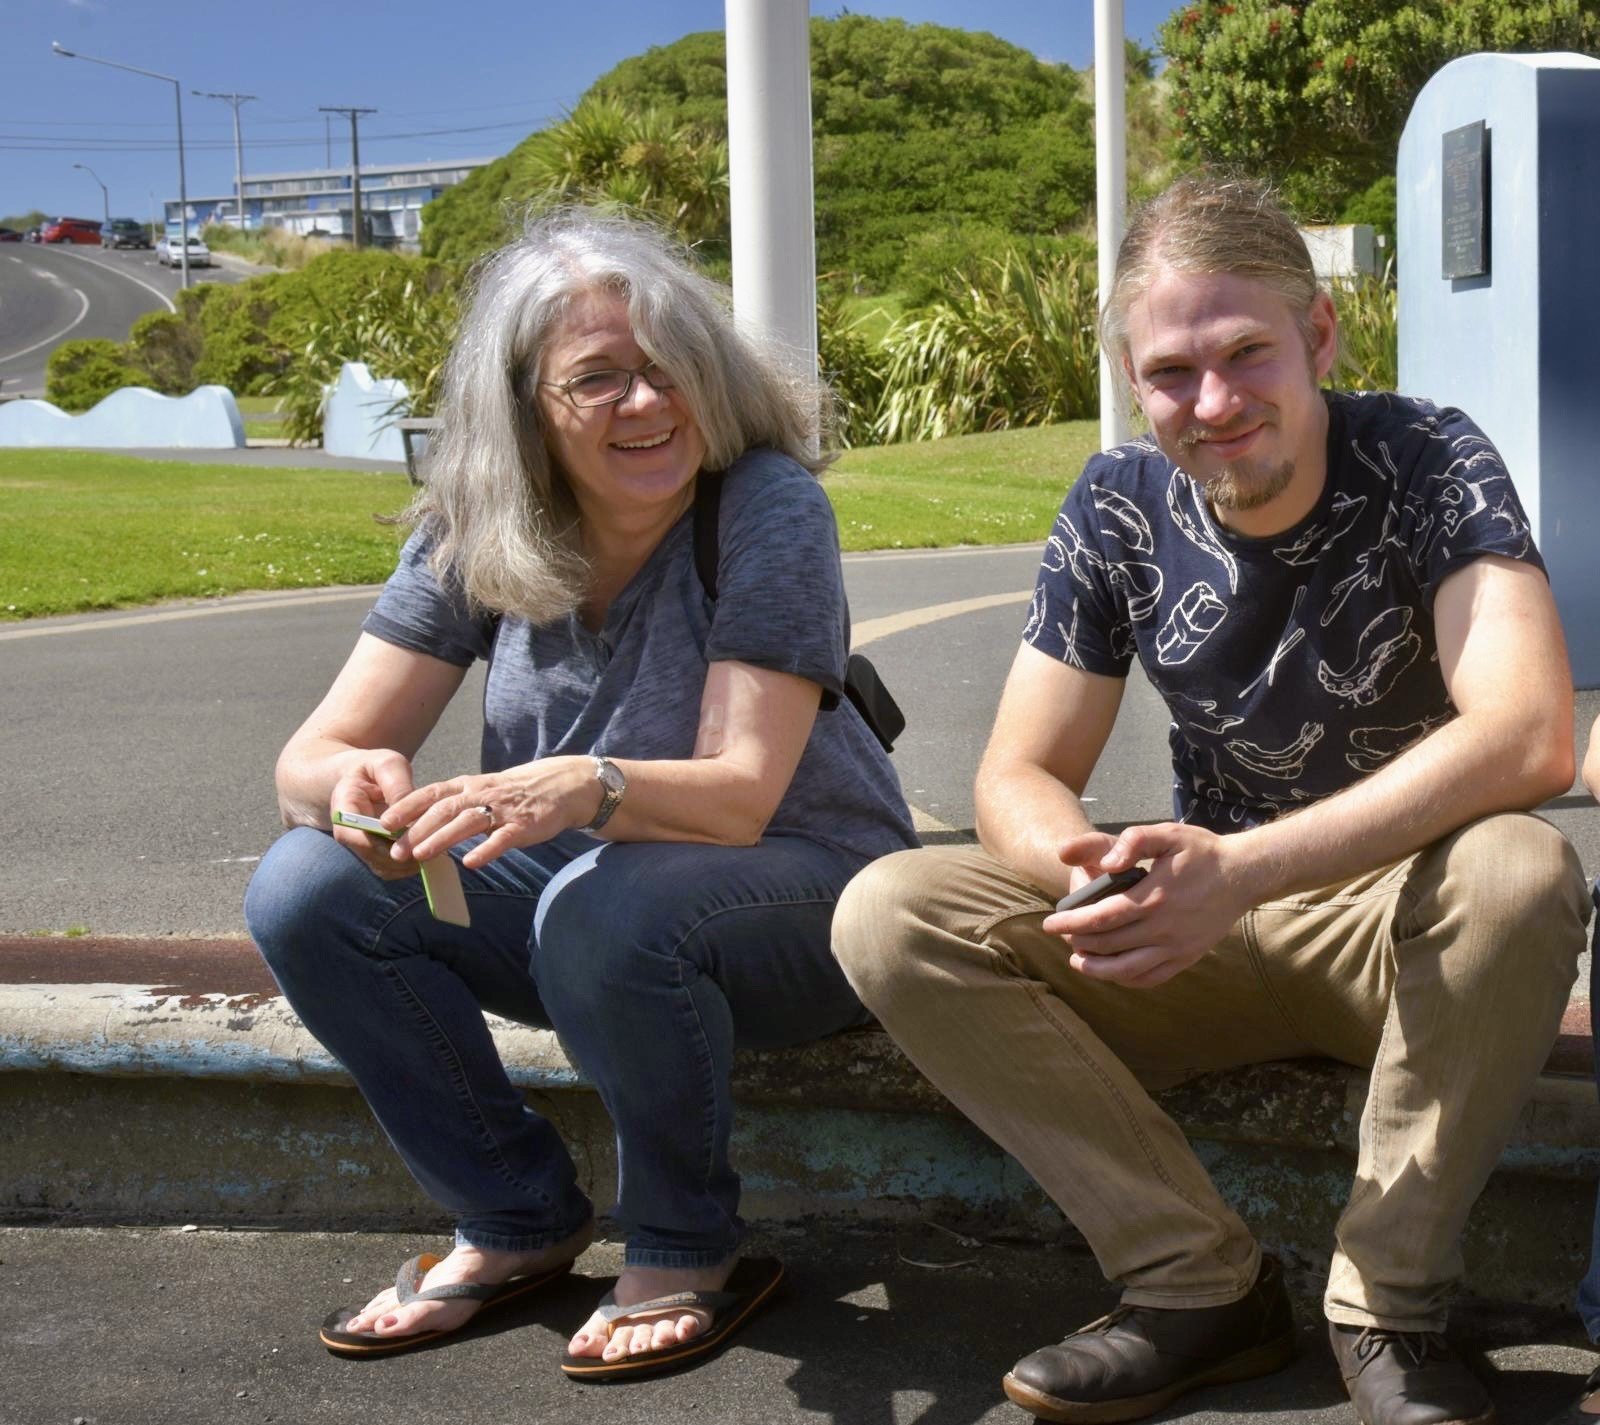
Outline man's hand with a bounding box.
[1042,822,1263,988]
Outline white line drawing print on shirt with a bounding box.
[1166,471,1239,594]
[1156,581,1227,665]
[1273,491,1366,566]
[1322,498,1407,628]
[1345,714,1450,773]
[1107,560,1165,623]
[1240,584,1310,698]
[1043,511,1105,584]
[1316,605,1423,706]
[1170,691,1245,736]
[1024,586,1047,643]
[1188,746,1256,826]
[1092,484,1156,554]
[1225,721,1325,780]
[1057,597,1086,670]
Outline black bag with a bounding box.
[693,471,906,753]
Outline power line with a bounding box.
[0,117,545,153]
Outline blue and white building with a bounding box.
[165,156,493,248]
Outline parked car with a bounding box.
[101,218,151,249]
[23,227,43,242]
[157,234,211,268]
[0,227,22,243]
[42,217,103,245]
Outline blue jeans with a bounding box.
[244,825,870,1268]
[1580,881,1600,1339]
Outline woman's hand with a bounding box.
[328,749,421,881]
[382,757,601,870]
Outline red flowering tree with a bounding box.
[1161,0,1600,218]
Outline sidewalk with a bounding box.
[4,1223,1593,1425]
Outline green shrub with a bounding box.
[817,293,889,448]
[127,311,201,394]
[45,339,146,412]
[266,261,460,443]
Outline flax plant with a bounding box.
[873,247,1101,445]
[1329,263,1399,393]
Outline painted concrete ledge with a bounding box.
[4,935,1599,1306]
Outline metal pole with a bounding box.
[724,0,817,401]
[1094,0,1130,449]
[50,42,192,289]
[73,163,109,234]
[195,92,257,230]
[320,107,376,249]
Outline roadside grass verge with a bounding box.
[0,450,412,619]
[0,422,1094,618]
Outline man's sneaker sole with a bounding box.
[1000,1328,1297,1424]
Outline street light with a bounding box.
[51,40,191,288]
[193,90,256,231]
[72,162,109,238]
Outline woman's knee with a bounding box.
[530,846,676,999]
[244,826,387,973]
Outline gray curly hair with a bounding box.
[406,206,832,625]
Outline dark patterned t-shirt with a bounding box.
[1025,391,1544,831]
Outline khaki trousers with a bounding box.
[832,813,1587,1330]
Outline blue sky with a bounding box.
[5,0,1178,225]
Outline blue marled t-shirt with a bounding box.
[1025,391,1544,831]
[362,448,917,864]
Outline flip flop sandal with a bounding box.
[320,1251,576,1357]
[559,1256,785,1382]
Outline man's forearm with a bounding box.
[974,761,1101,899]
[1229,710,1572,902]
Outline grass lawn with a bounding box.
[828,421,1094,550]
[0,422,1095,619]
[0,450,413,619]
[234,394,288,440]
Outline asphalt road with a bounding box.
[4,537,1599,937]
[0,241,246,398]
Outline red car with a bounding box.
[41,217,102,245]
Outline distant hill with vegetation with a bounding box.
[420,15,1097,290]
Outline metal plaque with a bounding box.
[1442,120,1490,280]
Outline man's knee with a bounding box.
[1414,813,1587,979]
[833,847,973,1009]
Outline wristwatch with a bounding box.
[583,755,627,832]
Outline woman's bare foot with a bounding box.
[565,1256,738,1363]
[342,1220,593,1341]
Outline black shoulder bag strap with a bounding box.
[693,470,905,752]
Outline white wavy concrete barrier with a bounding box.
[0,385,246,448]
[322,361,408,462]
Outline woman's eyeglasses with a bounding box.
[540,363,676,409]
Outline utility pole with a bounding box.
[319,106,376,248]
[194,90,257,229]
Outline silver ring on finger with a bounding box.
[477,804,496,831]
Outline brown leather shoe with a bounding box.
[1329,1322,1495,1425]
[1001,1254,1296,1423]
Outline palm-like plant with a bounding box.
[521,97,729,245]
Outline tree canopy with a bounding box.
[1162,0,1600,219]
[422,15,1095,286]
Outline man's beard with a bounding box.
[1205,457,1295,512]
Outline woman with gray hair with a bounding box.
[243,208,915,1380]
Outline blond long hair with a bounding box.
[407,207,831,624]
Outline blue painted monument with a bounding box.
[1398,53,1600,685]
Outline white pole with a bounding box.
[724,0,817,387]
[1094,0,1130,449]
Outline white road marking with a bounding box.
[853,591,1031,648]
[47,245,176,314]
[0,285,90,367]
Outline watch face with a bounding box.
[597,758,627,794]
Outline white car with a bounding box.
[158,235,211,268]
